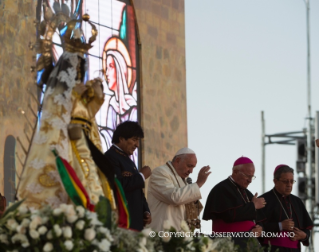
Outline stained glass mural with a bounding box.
[36,0,140,166]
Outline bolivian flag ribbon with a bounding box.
[52,149,95,211]
[114,178,130,228]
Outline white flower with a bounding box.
[0,234,8,244]
[75,220,85,230]
[53,224,62,237]
[59,204,77,223]
[53,208,63,216]
[46,230,53,240]
[21,218,31,228]
[43,242,53,252]
[201,245,207,252]
[18,205,28,215]
[84,228,96,241]
[66,214,78,223]
[76,205,85,218]
[97,227,113,242]
[38,226,48,235]
[29,216,42,230]
[163,220,172,230]
[65,204,76,215]
[206,238,218,251]
[29,208,38,214]
[162,235,171,243]
[58,203,68,212]
[140,237,147,246]
[64,240,74,251]
[86,211,102,226]
[97,226,108,234]
[11,233,20,243]
[6,219,18,231]
[63,226,72,238]
[11,233,29,247]
[29,229,39,239]
[180,220,190,232]
[184,231,192,242]
[137,245,148,252]
[21,240,30,248]
[98,238,111,252]
[16,225,26,234]
[42,216,49,224]
[141,228,152,237]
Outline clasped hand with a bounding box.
[290,227,306,241]
[251,225,262,237]
[252,193,266,209]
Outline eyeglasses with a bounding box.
[239,171,256,180]
[278,179,296,185]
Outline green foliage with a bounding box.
[0,199,25,226]
[95,196,112,229]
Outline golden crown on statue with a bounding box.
[63,14,98,54]
[36,3,97,72]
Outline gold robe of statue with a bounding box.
[17,52,111,209]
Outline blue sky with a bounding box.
[185,0,319,249]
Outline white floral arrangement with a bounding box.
[0,201,237,252]
[0,201,113,252]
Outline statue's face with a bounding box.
[106,55,117,92]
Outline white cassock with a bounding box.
[147,161,202,231]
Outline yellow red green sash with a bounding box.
[52,150,95,211]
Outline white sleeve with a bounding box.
[149,167,201,206]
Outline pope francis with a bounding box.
[147,148,211,231]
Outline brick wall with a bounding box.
[0,0,38,193]
[133,0,187,171]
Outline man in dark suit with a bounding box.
[203,156,266,250]
[259,165,313,252]
[104,121,151,231]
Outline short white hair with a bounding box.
[172,153,195,162]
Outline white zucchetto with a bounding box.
[174,147,196,157]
